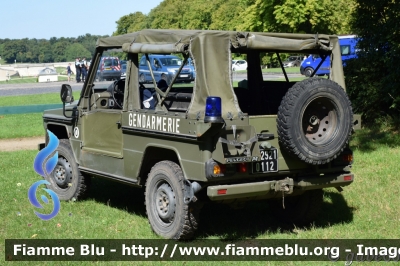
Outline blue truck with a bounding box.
[300,35,357,77]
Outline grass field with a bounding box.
[0,76,68,84]
[0,128,399,265]
[0,91,81,107]
[0,113,44,139]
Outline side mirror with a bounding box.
[60,84,76,118]
[60,84,74,103]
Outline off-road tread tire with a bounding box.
[45,139,90,201]
[145,161,200,240]
[277,78,353,165]
[270,189,323,225]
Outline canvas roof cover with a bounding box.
[96,29,344,120]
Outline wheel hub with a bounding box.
[52,157,72,188]
[303,98,338,145]
[155,183,176,222]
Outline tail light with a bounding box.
[342,154,353,164]
[236,163,248,173]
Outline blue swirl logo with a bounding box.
[28,130,61,220]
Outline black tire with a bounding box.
[270,189,323,225]
[145,161,200,239]
[304,67,313,77]
[44,139,90,201]
[139,73,145,83]
[277,78,353,165]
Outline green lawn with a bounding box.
[0,113,44,139]
[0,76,68,84]
[262,67,301,73]
[0,91,80,107]
[0,128,399,265]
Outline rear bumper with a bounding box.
[101,71,121,79]
[207,172,354,201]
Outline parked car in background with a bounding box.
[232,59,247,71]
[282,56,302,67]
[121,63,127,78]
[139,54,195,84]
[96,57,121,81]
[300,35,357,77]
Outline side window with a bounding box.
[140,57,146,66]
[341,45,350,55]
[154,59,161,68]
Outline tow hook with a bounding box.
[274,178,294,209]
[183,180,202,204]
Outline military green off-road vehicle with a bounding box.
[41,30,359,239]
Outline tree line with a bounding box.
[114,0,354,66]
[113,0,399,125]
[0,34,108,64]
[0,0,398,125]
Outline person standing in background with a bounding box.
[81,57,87,83]
[66,63,72,82]
[75,58,81,83]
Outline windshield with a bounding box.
[159,57,182,66]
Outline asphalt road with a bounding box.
[0,72,302,97]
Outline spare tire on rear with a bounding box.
[277,78,353,165]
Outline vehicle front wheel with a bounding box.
[145,161,200,239]
[45,139,90,201]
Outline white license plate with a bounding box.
[252,149,278,173]
[179,74,188,77]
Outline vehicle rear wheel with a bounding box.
[145,161,200,239]
[269,189,323,225]
[44,139,90,201]
[304,67,313,77]
[277,78,353,165]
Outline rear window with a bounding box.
[103,58,119,67]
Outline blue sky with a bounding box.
[0,0,163,39]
